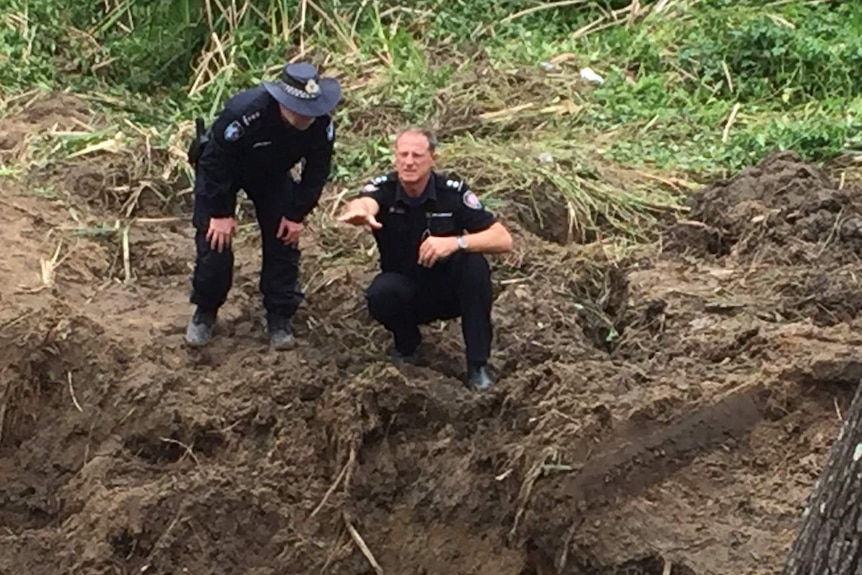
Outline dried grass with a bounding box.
[0,3,694,264]
[436,135,688,243]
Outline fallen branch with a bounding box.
[722,103,741,143]
[343,511,383,575]
[67,371,83,412]
[319,526,347,575]
[122,225,131,283]
[510,448,556,540]
[310,446,356,518]
[159,437,200,465]
[498,0,590,26]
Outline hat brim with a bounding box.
[263,78,341,117]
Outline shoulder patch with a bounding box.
[370,174,390,185]
[224,120,244,142]
[363,183,379,193]
[326,121,335,141]
[463,190,482,210]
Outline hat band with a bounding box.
[278,79,320,100]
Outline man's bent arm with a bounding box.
[462,221,512,254]
[196,112,245,218]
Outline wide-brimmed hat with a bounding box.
[263,62,341,117]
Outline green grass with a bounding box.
[2,0,861,243]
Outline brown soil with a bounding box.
[2,97,860,575]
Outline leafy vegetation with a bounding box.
[1,0,860,242]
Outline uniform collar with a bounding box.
[395,172,437,204]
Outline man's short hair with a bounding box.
[395,126,438,152]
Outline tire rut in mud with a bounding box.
[569,384,765,510]
[516,384,767,575]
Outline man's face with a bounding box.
[394,132,436,184]
[280,106,315,130]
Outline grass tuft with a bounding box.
[437,134,690,244]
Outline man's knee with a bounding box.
[193,224,231,263]
[365,273,414,319]
[457,253,491,285]
[191,234,234,310]
[196,241,234,275]
[262,241,300,276]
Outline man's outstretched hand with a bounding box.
[277,217,304,246]
[337,205,382,230]
[207,216,238,252]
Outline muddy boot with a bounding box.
[389,345,420,366]
[185,307,216,347]
[467,362,493,391]
[267,313,296,350]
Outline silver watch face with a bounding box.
[458,236,467,249]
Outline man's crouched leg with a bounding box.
[453,252,494,390]
[186,227,234,347]
[365,272,421,364]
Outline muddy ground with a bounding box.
[2,97,861,575]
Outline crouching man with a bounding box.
[337,127,513,391]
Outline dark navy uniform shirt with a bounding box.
[358,171,496,278]
[195,85,335,221]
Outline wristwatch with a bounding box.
[456,235,468,250]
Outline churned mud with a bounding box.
[2,98,860,575]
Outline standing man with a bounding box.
[184,61,341,350]
[337,127,513,391]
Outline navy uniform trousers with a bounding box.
[190,175,303,320]
[364,252,493,365]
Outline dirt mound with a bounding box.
[0,93,92,157]
[1,100,859,575]
[664,151,862,265]
[661,150,862,328]
[0,93,188,220]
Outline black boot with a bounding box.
[467,362,493,391]
[388,327,421,365]
[389,345,420,366]
[267,313,296,350]
[185,307,216,347]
